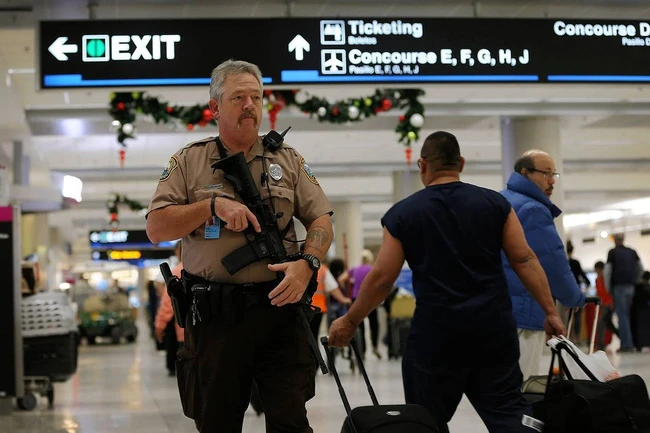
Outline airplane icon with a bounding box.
[321,50,346,74]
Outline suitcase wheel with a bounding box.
[17,392,37,411]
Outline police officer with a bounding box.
[146,59,333,433]
[328,131,565,433]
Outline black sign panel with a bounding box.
[88,229,176,249]
[40,18,650,88]
[0,207,17,396]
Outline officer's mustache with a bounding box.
[239,111,257,121]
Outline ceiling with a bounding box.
[1,0,649,263]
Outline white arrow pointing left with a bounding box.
[288,34,310,61]
[48,37,78,61]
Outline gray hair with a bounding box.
[209,60,263,102]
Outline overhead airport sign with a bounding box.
[88,229,176,249]
[40,18,650,88]
[91,249,172,261]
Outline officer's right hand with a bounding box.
[543,313,567,342]
[213,197,261,233]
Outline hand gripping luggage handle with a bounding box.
[320,337,380,414]
[321,336,353,416]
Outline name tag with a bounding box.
[205,217,221,239]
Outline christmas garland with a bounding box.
[109,88,425,163]
[106,193,146,229]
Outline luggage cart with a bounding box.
[20,292,79,411]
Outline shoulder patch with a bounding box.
[301,157,319,185]
[159,156,179,182]
[179,137,214,155]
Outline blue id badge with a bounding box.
[204,217,221,239]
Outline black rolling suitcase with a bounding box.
[321,336,439,433]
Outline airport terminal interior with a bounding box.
[2,0,650,432]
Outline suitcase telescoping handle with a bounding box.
[566,295,601,355]
[320,336,380,417]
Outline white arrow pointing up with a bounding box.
[288,34,310,61]
[48,37,78,61]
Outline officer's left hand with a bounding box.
[328,315,357,347]
[267,261,313,306]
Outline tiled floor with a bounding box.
[4,322,650,433]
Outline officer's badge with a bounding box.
[300,157,318,185]
[269,164,283,181]
[159,156,178,182]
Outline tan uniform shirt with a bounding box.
[147,137,332,284]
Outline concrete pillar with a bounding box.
[392,169,423,203]
[12,140,28,186]
[332,201,363,268]
[501,116,565,239]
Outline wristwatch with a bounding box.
[300,254,321,272]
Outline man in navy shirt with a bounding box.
[329,131,565,433]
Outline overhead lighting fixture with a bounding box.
[62,175,83,202]
[563,210,624,228]
[600,231,609,239]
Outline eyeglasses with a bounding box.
[528,168,560,179]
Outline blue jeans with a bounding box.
[613,284,635,350]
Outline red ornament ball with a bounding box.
[116,102,125,111]
[166,106,173,114]
[110,212,118,222]
[332,107,340,116]
[381,99,392,111]
[399,115,406,122]
[198,119,207,127]
[187,123,194,131]
[202,108,212,121]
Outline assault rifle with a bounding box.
[211,144,329,375]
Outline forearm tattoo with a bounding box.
[306,226,331,254]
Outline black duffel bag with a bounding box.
[537,340,650,433]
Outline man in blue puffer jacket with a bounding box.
[501,150,585,380]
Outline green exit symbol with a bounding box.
[82,35,109,62]
[86,39,105,57]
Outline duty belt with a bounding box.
[185,273,282,326]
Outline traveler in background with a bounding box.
[594,261,619,350]
[155,242,184,376]
[338,249,382,359]
[501,150,585,379]
[605,234,644,352]
[567,240,590,341]
[310,259,352,340]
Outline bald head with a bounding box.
[514,150,553,174]
[421,131,462,170]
